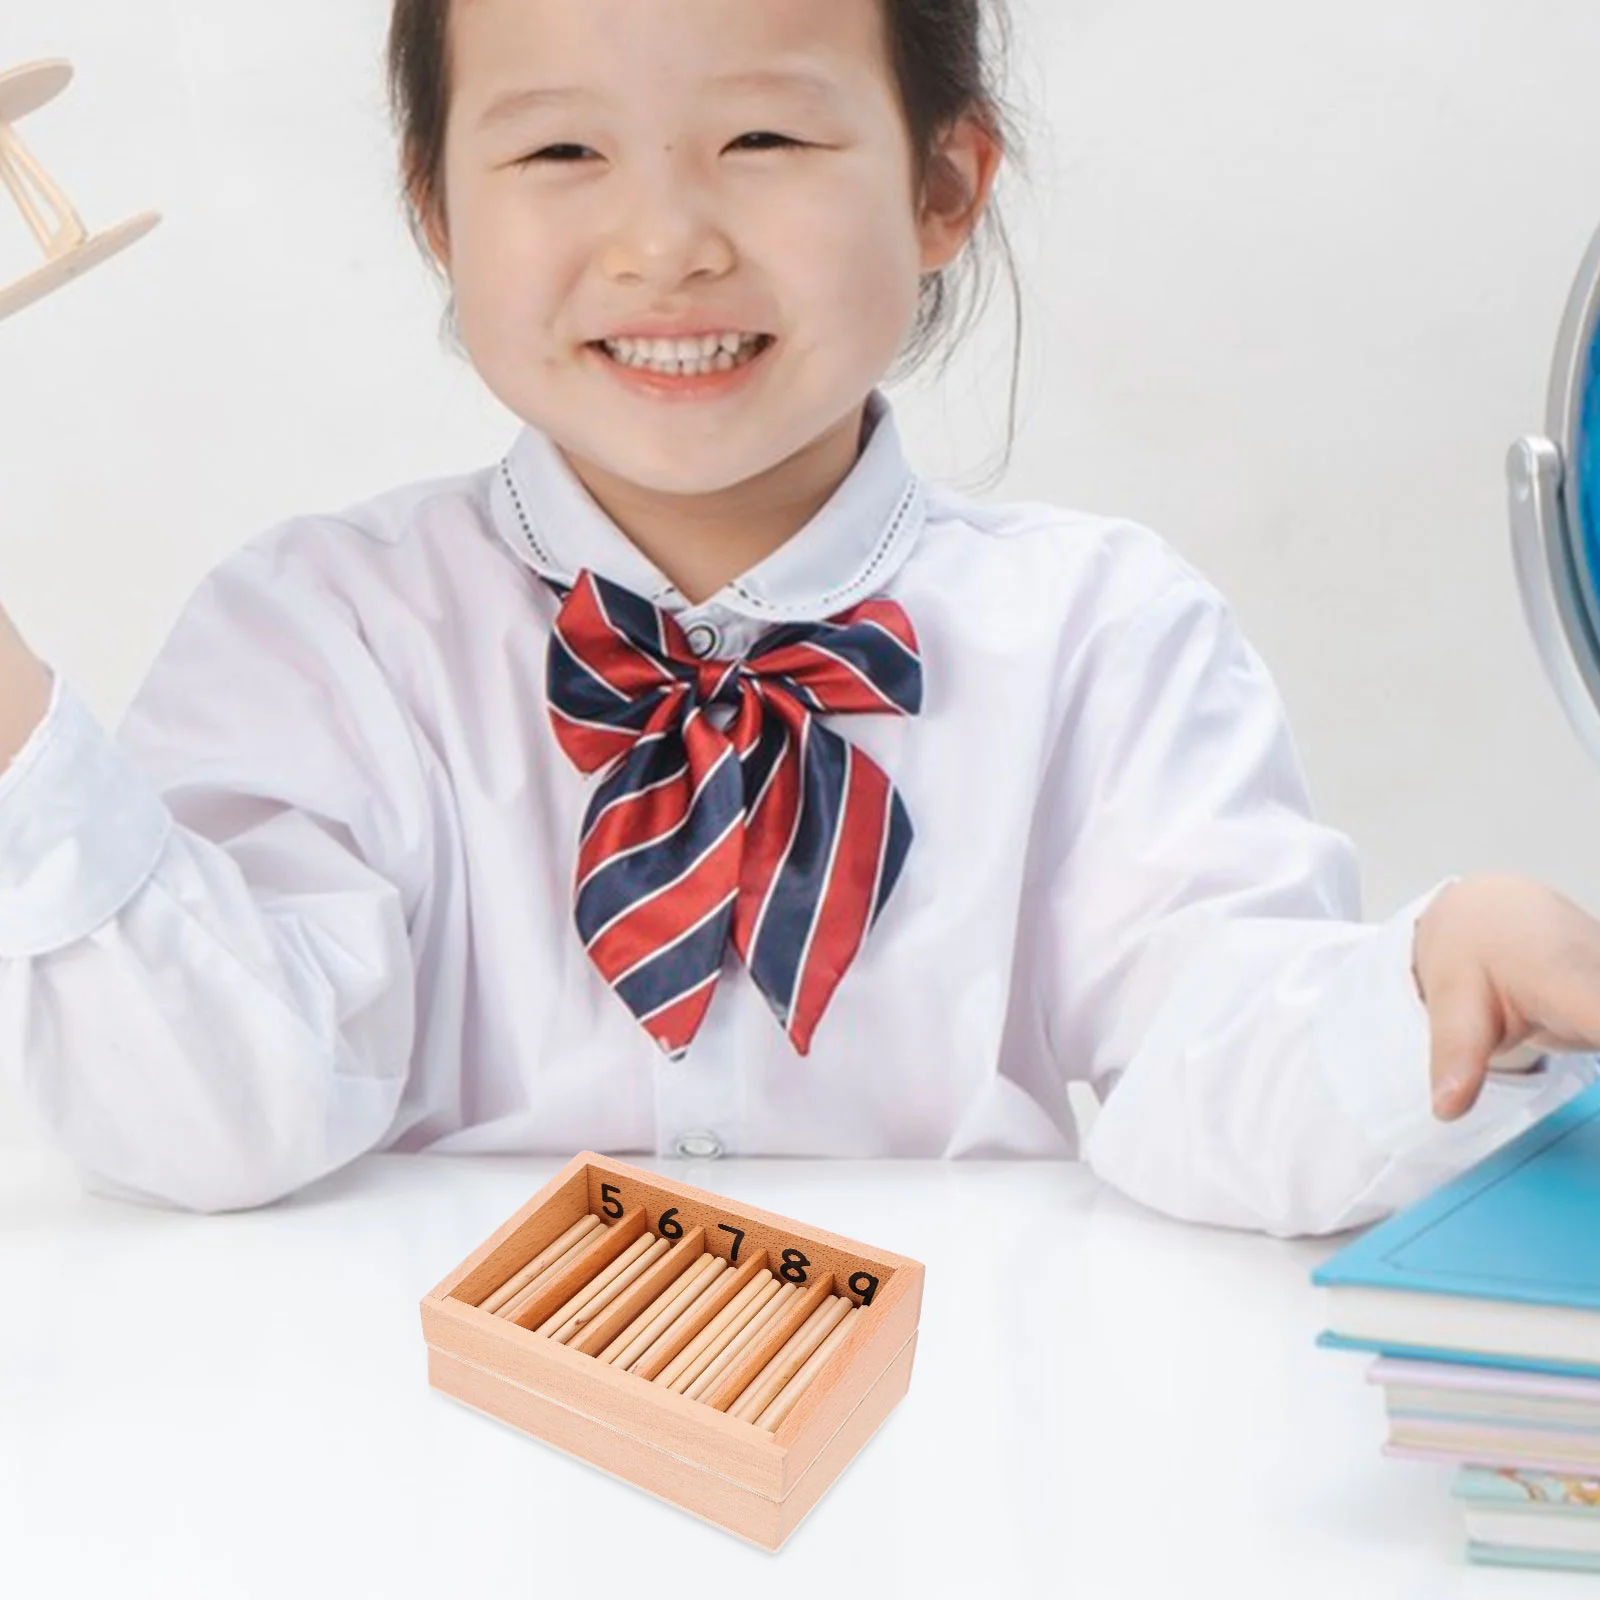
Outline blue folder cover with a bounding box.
[1310,1078,1600,1310]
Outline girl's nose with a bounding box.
[597,157,736,289]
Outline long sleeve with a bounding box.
[1034,571,1595,1237]
[0,535,429,1212]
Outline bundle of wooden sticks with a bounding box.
[474,1207,861,1433]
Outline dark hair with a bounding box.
[386,0,1027,480]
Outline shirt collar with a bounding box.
[487,386,926,622]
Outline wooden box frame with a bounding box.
[419,1151,925,1550]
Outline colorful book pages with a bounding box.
[1467,1543,1600,1573]
[1386,1442,1600,1477]
[1368,1356,1600,1402]
[1454,1465,1600,1507]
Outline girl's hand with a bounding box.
[1413,874,1600,1118]
[0,604,53,774]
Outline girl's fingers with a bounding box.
[1425,973,1503,1120]
[1511,947,1600,1055]
[1487,1039,1547,1072]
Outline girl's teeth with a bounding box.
[599,332,767,376]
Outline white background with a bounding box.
[6,1,1600,1148]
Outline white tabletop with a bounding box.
[0,1148,1523,1597]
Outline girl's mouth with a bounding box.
[586,332,776,398]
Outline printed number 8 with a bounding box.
[779,1248,810,1285]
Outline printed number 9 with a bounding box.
[848,1272,879,1306]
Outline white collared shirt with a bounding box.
[0,389,1590,1230]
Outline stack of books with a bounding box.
[1312,1077,1600,1572]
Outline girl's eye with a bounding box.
[517,144,594,165]
[727,131,804,152]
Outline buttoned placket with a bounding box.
[647,602,766,1159]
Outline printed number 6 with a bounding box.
[658,1207,683,1239]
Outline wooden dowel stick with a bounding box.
[543,1235,668,1341]
[730,1295,852,1422]
[654,1268,774,1389]
[671,1279,787,1396]
[628,1255,765,1380]
[599,1254,719,1366]
[683,1282,799,1401]
[523,1229,657,1337]
[566,1230,708,1358]
[480,1215,602,1313]
[494,1222,607,1320]
[700,1280,832,1413]
[754,1306,860,1432]
[498,1211,641,1324]
[600,1254,723,1367]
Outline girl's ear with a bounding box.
[917,113,1004,274]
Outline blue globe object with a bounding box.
[1510,222,1600,763]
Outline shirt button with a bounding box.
[674,1130,723,1159]
[685,622,721,659]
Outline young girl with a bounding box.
[1,0,1597,1233]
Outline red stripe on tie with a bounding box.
[727,689,764,759]
[547,706,641,773]
[577,765,693,885]
[563,574,680,699]
[638,975,720,1057]
[586,822,743,982]
[752,652,895,715]
[786,749,891,1054]
[550,682,690,776]
[850,598,919,655]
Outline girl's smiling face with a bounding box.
[419,0,997,509]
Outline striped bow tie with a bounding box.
[546,569,921,1058]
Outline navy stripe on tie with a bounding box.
[614,894,738,1021]
[872,791,914,924]
[738,712,790,815]
[594,577,676,658]
[751,623,922,715]
[575,744,743,934]
[745,721,848,1023]
[549,632,666,731]
[581,729,690,848]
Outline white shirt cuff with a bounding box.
[0,674,172,957]
[1315,875,1593,1165]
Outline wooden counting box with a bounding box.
[418,1151,925,1550]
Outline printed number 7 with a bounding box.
[717,1222,745,1263]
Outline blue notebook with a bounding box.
[1310,1079,1600,1367]
[1315,1330,1600,1381]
